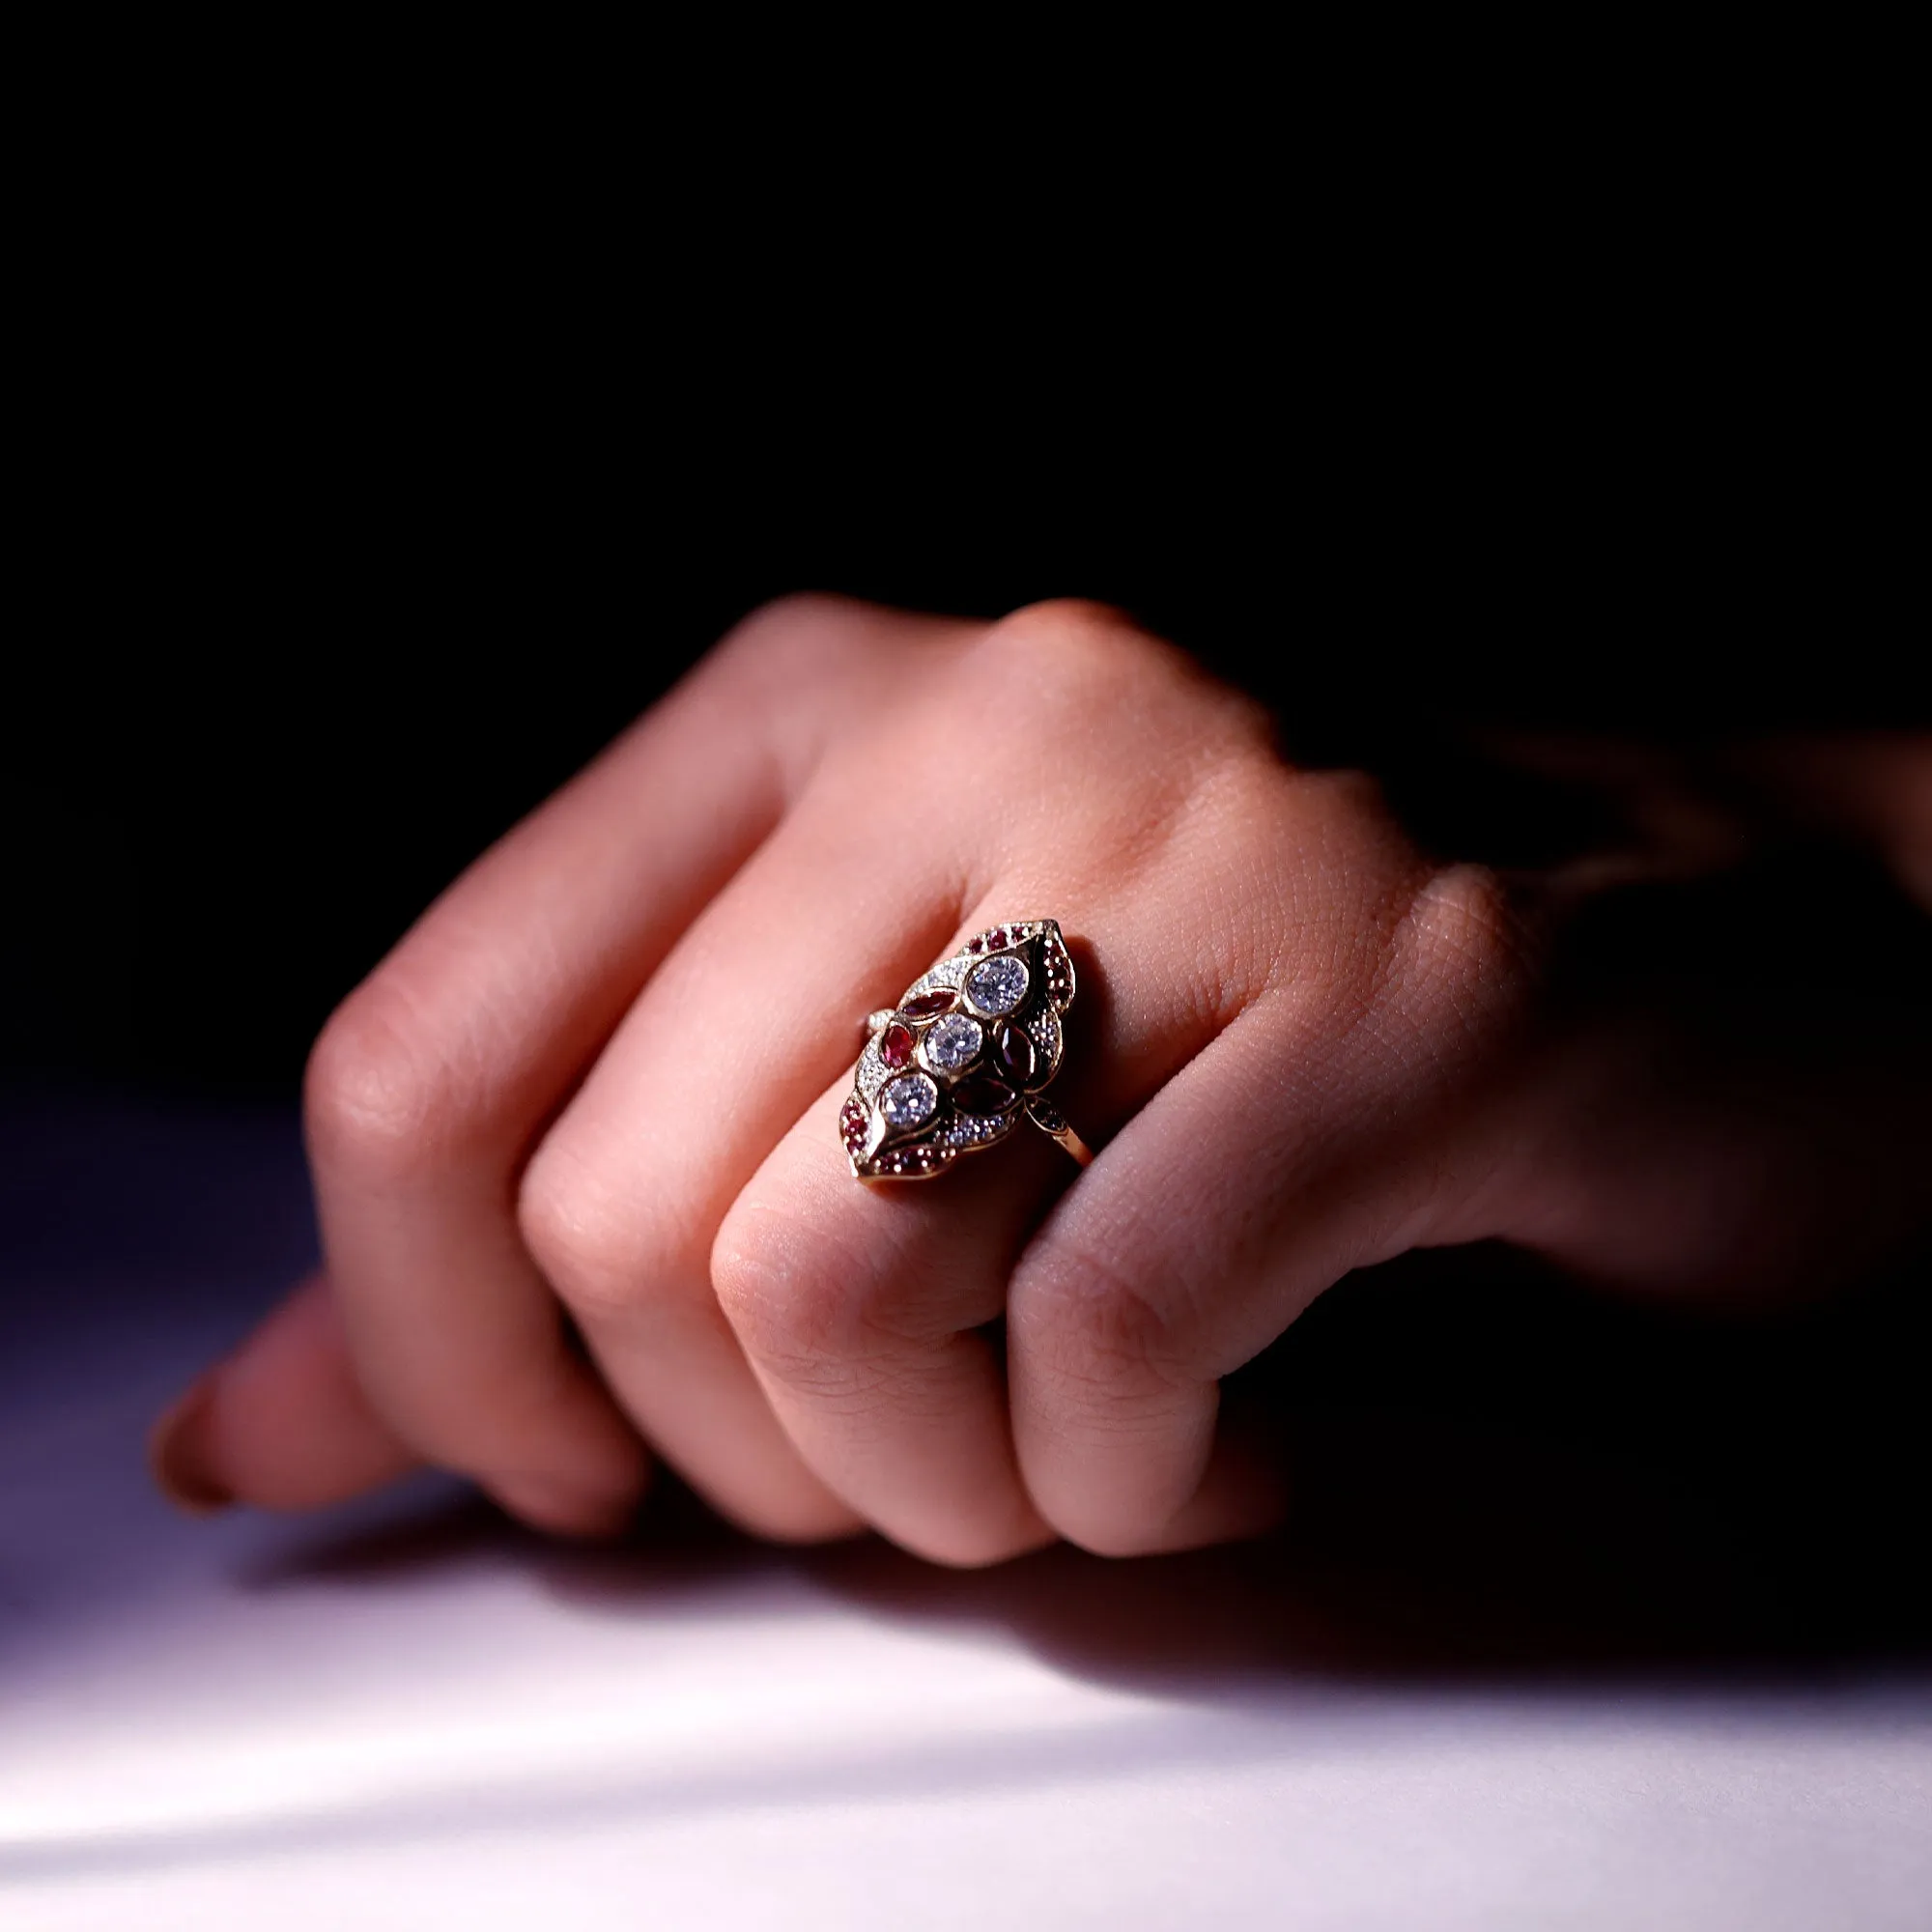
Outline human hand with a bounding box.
[149,600,1932,1562]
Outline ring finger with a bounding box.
[707,778,1289,1565]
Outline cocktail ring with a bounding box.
[840,920,1094,1181]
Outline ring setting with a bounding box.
[841,920,1093,1181]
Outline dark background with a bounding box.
[10,64,1918,1109]
[5,437,1913,1106]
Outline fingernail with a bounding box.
[148,1376,236,1516]
[493,1474,641,1540]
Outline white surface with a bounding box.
[3,1097,1929,1929]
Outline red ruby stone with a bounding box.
[987,926,1009,950]
[996,1024,1036,1087]
[879,1021,914,1068]
[953,1073,1017,1116]
[899,989,956,1020]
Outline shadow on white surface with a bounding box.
[3,1091,1929,1930]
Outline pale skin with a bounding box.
[150,599,1932,1564]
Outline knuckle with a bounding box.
[710,593,971,782]
[973,599,1189,710]
[1265,771,1535,1025]
[1277,769,1424,922]
[303,977,469,1185]
[718,589,850,652]
[952,603,1279,852]
[715,592,896,689]
[516,1144,656,1318]
[1013,1236,1189,1405]
[710,1203,843,1372]
[1397,863,1536,1033]
[985,594,1139,650]
[710,1202,882,1394]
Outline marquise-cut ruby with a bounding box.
[879,1021,914,1068]
[899,989,956,1020]
[952,1074,1016,1116]
[996,1024,1035,1087]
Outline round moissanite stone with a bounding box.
[879,1072,939,1130]
[923,1012,982,1072]
[965,954,1029,1016]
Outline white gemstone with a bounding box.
[965,955,1029,1016]
[923,1013,982,1071]
[879,1073,938,1130]
[911,955,970,998]
[937,1111,1009,1148]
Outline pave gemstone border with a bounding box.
[844,920,1078,1182]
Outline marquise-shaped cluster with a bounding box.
[843,920,1075,1181]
